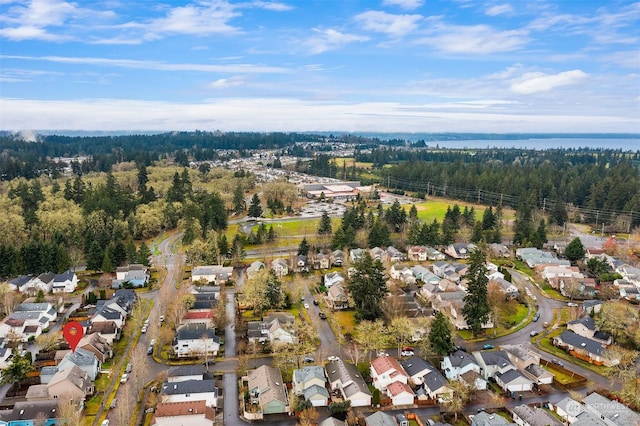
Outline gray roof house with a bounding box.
[495,369,533,393]
[582,392,640,426]
[57,347,101,381]
[553,331,610,366]
[247,365,288,415]
[160,379,218,408]
[510,404,563,426]
[399,356,434,386]
[325,358,371,407]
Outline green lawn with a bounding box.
[332,310,357,338]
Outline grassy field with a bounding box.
[332,310,357,338]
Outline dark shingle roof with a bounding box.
[161,379,217,395]
[557,331,604,356]
[399,356,433,377]
[175,324,219,341]
[568,316,596,330]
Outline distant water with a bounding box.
[429,138,640,151]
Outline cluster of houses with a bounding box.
[585,247,640,301]
[243,345,558,420]
[551,391,639,426]
[7,270,78,295]
[552,315,615,366]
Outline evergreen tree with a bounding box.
[218,234,229,258]
[481,206,496,230]
[248,193,263,218]
[408,204,418,222]
[462,246,491,336]
[332,227,346,250]
[317,210,333,235]
[86,241,104,271]
[0,350,33,385]
[429,311,454,356]
[550,198,568,226]
[232,184,246,214]
[471,221,484,243]
[267,225,276,242]
[166,172,184,203]
[565,237,586,263]
[137,242,152,266]
[101,249,114,273]
[348,252,387,321]
[298,237,310,256]
[368,219,391,248]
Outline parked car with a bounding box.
[110,399,117,409]
[304,356,314,363]
[551,359,565,367]
[141,326,147,333]
[313,299,319,305]
[328,356,339,362]
[401,350,414,357]
[378,352,389,357]
[482,344,495,350]
[530,330,540,337]
[567,302,579,307]
[147,346,153,355]
[543,321,550,328]
[101,420,109,426]
[533,313,540,322]
[120,373,129,383]
[303,303,310,309]
[318,312,327,319]
[125,363,132,373]
[454,345,467,352]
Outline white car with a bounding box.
[303,303,310,309]
[120,373,129,383]
[378,352,389,357]
[401,350,414,357]
[328,356,339,362]
[141,326,147,333]
[567,302,579,307]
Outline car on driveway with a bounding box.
[378,352,389,357]
[328,356,339,362]
[401,350,414,357]
[304,356,314,363]
[482,344,495,350]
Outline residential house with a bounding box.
[407,246,428,262]
[248,313,295,345]
[567,316,612,346]
[473,350,516,380]
[370,356,409,391]
[490,277,519,299]
[617,281,640,301]
[77,333,112,363]
[399,356,434,386]
[326,358,372,407]
[26,364,93,402]
[51,271,78,293]
[312,253,330,270]
[472,411,516,426]
[167,365,207,382]
[191,265,233,285]
[247,365,289,415]
[181,311,214,327]
[389,264,415,284]
[191,293,218,311]
[326,284,349,310]
[489,243,511,258]
[0,313,44,342]
[510,404,563,426]
[365,411,396,426]
[90,305,126,331]
[460,370,487,390]
[523,364,554,385]
[553,397,583,424]
[370,247,387,262]
[7,275,32,292]
[85,321,119,344]
[422,369,452,402]
[14,303,57,323]
[582,392,640,426]
[387,246,404,263]
[501,344,540,371]
[331,250,344,267]
[426,247,446,261]
[495,369,533,393]
[173,324,220,358]
[324,272,344,289]
[271,259,289,277]
[445,243,475,259]
[320,418,346,426]
[394,414,409,426]
[432,261,454,279]
[582,300,603,315]
[516,248,570,268]
[114,264,149,288]
[386,381,415,406]
[246,261,265,280]
[152,401,215,426]
[553,331,612,366]
[441,350,481,381]
[411,266,440,285]
[292,366,328,407]
[26,272,56,294]
[113,289,138,313]
[294,255,309,273]
[57,347,101,381]
[160,379,218,408]
[350,248,365,263]
[0,345,13,370]
[0,401,60,426]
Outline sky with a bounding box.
[1,0,639,134]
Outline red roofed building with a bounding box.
[370,356,409,392]
[386,381,415,406]
[182,311,214,327]
[152,400,215,426]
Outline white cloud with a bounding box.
[247,1,293,12]
[382,0,424,10]
[485,4,513,16]
[0,24,71,41]
[417,24,528,54]
[1,54,289,74]
[304,28,369,54]
[354,10,422,37]
[208,76,246,89]
[144,1,241,36]
[2,97,637,133]
[509,70,588,94]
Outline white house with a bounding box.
[422,370,452,402]
[57,347,101,381]
[271,259,289,277]
[399,356,433,386]
[160,379,218,408]
[326,358,372,408]
[52,270,78,293]
[293,367,330,407]
[25,272,55,294]
[441,350,481,380]
[495,369,533,393]
[324,272,345,289]
[370,356,409,392]
[191,265,233,285]
[173,324,220,358]
[386,381,415,406]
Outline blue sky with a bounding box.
[1,0,639,133]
